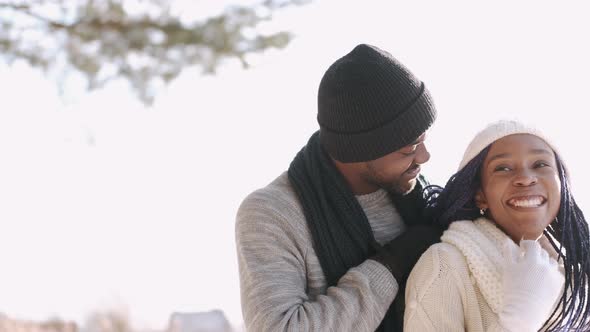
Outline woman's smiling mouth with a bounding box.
[506,195,547,208]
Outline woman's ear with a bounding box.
[475,189,488,210]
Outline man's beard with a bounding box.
[363,171,417,195]
[382,177,416,195]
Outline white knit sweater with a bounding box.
[404,218,564,332]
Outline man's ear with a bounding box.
[475,189,488,210]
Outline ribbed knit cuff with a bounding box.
[360,259,399,305]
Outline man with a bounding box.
[236,44,441,331]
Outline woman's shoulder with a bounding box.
[408,242,471,288]
[421,242,469,271]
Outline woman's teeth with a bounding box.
[508,196,544,207]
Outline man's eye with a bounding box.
[400,145,418,156]
[401,150,416,156]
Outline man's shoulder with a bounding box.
[239,172,300,210]
[235,172,313,249]
[236,172,305,228]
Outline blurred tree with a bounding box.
[0,0,307,105]
[84,310,132,332]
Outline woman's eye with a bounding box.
[534,161,550,168]
[493,166,511,172]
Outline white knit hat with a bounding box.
[458,119,561,171]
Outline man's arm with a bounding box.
[235,190,397,331]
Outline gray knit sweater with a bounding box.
[235,172,406,331]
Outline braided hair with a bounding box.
[424,146,590,331]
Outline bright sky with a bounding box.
[0,0,589,330]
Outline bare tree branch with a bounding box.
[0,0,308,105]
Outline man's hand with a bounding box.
[371,225,443,283]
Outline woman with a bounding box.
[404,120,590,331]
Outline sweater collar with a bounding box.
[441,218,516,313]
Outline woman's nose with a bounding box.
[513,170,538,186]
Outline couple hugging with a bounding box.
[236,44,589,332]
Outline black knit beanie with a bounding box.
[317,44,437,163]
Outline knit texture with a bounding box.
[236,172,405,331]
[404,218,565,332]
[458,119,562,171]
[287,131,431,331]
[441,218,510,313]
[317,44,437,162]
[499,240,565,331]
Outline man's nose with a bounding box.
[414,143,430,165]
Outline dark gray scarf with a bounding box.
[288,131,430,331]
